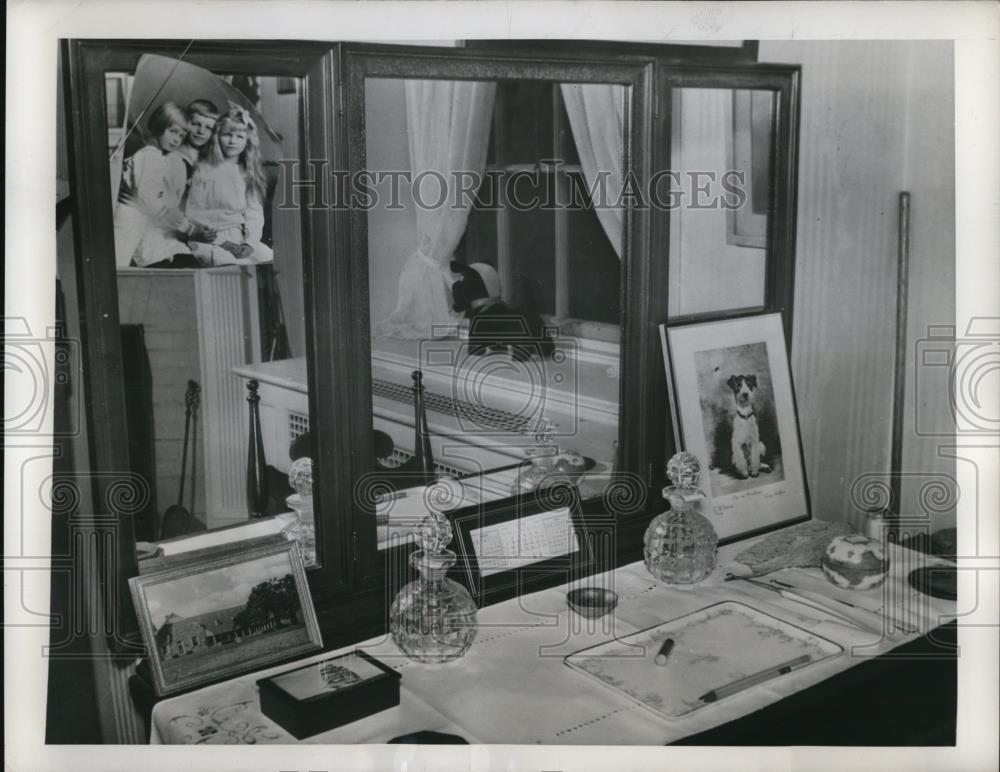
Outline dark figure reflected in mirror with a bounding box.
[450,261,554,361]
[288,428,399,500]
[289,373,434,498]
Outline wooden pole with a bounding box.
[889,192,911,533]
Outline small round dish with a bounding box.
[567,587,619,618]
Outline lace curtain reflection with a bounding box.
[560,83,626,259]
[375,80,497,339]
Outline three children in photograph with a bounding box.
[113,97,273,268]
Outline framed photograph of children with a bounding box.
[129,540,322,697]
[660,312,810,542]
[111,53,281,269]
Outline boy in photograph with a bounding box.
[178,98,221,179]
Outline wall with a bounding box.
[899,42,957,533]
[759,41,956,529]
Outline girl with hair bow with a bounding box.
[186,106,274,265]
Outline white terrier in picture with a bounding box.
[726,374,772,478]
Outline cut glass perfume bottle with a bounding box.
[643,451,718,584]
[389,508,478,663]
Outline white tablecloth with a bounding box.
[150,540,956,745]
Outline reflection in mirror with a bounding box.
[108,56,311,553]
[363,78,627,547]
[667,88,775,318]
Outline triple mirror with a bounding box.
[64,40,799,642]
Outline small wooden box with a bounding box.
[258,650,401,739]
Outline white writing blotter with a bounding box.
[564,601,842,719]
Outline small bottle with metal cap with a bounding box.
[864,509,887,541]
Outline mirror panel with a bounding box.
[667,88,775,318]
[105,59,312,548]
[363,76,626,548]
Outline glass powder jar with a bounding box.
[511,417,594,496]
[643,451,718,584]
[511,417,559,496]
[389,509,478,663]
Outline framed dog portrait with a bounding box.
[129,540,322,697]
[661,312,810,542]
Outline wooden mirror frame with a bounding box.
[653,63,802,497]
[338,43,656,594]
[62,39,346,647]
[656,63,802,337]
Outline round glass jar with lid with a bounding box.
[643,451,718,584]
[511,417,594,496]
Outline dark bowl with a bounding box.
[566,587,619,618]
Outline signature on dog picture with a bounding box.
[694,342,784,496]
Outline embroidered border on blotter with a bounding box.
[554,705,637,737]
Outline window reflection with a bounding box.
[363,77,627,547]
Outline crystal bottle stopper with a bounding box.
[663,451,705,510]
[288,456,313,497]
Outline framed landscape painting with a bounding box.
[661,312,810,542]
[129,540,322,696]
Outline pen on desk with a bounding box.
[654,638,675,667]
[698,654,812,703]
[774,583,915,634]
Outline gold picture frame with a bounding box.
[129,540,322,697]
